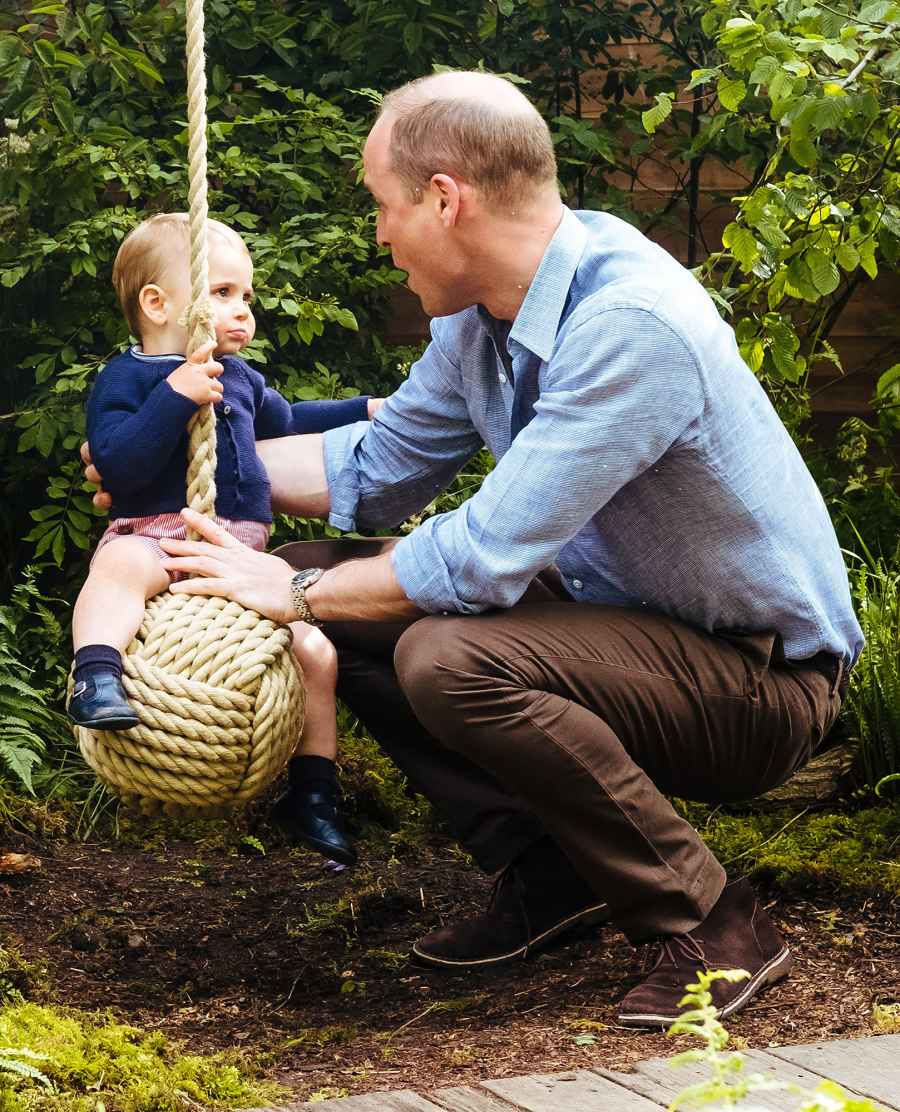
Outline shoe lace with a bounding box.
[638,931,706,976]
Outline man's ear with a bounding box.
[138,284,168,327]
[430,173,462,227]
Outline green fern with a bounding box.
[0,599,68,796]
[0,1048,52,1091]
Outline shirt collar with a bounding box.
[130,345,184,363]
[507,207,588,362]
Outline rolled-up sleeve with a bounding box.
[390,306,706,614]
[322,327,484,534]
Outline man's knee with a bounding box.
[394,616,493,738]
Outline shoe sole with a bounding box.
[298,833,357,868]
[411,902,610,969]
[616,944,794,1028]
[68,714,140,731]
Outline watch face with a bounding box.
[294,567,323,589]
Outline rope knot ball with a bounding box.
[75,593,304,814]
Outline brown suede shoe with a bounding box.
[617,878,793,1028]
[412,840,609,969]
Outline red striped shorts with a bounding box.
[92,513,271,582]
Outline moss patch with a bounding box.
[680,802,900,896]
[0,1002,280,1111]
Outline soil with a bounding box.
[1,825,899,1105]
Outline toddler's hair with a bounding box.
[112,213,249,338]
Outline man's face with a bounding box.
[363,115,471,318]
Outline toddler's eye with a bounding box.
[214,286,230,297]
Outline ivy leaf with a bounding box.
[641,93,673,135]
[717,75,746,111]
[805,248,841,296]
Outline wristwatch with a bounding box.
[290,567,324,626]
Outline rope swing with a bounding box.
[73,0,305,814]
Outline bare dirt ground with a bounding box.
[2,828,898,1103]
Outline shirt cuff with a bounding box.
[322,422,371,532]
[390,522,482,615]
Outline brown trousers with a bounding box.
[278,539,843,942]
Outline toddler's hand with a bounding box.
[167,340,224,405]
[367,397,386,419]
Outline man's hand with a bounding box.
[367,397,385,419]
[80,441,111,511]
[166,340,224,405]
[160,509,297,623]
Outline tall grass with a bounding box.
[843,542,900,794]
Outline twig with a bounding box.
[722,806,811,866]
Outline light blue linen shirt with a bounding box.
[323,207,863,666]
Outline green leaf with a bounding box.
[858,238,878,279]
[717,75,746,111]
[805,248,841,296]
[836,242,860,271]
[641,93,673,135]
[686,68,719,90]
[722,223,760,272]
[789,133,817,168]
[51,90,75,132]
[32,39,56,66]
[0,742,41,794]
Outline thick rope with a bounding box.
[183,0,218,535]
[74,0,305,810]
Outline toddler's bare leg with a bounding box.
[290,622,338,759]
[73,538,170,653]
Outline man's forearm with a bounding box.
[306,549,423,622]
[257,434,331,517]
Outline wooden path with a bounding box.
[250,1034,900,1111]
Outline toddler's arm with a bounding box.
[89,344,223,495]
[247,363,374,439]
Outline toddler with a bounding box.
[69,212,380,866]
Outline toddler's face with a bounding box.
[164,233,256,356]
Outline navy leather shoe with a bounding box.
[68,670,140,731]
[270,784,357,866]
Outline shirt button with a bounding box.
[572,578,583,590]
[223,404,232,415]
[498,372,507,384]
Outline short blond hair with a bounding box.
[112,213,249,338]
[379,72,557,209]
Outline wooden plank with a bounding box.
[428,1086,519,1111]
[249,1091,447,1112]
[768,1035,900,1110]
[481,1069,663,1111]
[595,1046,879,1111]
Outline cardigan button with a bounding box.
[223,404,232,416]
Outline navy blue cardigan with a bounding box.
[87,347,369,523]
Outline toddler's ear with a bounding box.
[138,283,167,327]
